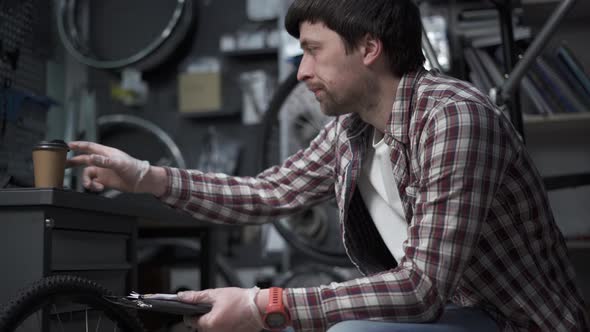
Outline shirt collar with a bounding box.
[339,67,426,142]
[341,113,366,138]
[385,68,426,144]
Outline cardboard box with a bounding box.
[178,71,221,113]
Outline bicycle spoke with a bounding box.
[53,303,66,332]
[300,111,326,131]
[293,113,323,133]
[31,310,41,332]
[95,314,102,332]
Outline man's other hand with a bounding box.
[178,287,264,332]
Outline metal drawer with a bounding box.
[51,230,131,271]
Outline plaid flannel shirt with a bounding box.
[160,68,588,331]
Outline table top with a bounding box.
[0,188,209,228]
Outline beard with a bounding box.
[317,75,378,117]
[317,90,350,116]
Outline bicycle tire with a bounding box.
[0,275,145,332]
[57,0,197,71]
[95,114,187,198]
[274,264,347,288]
[259,70,352,267]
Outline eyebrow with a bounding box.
[300,39,320,49]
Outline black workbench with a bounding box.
[0,188,219,306]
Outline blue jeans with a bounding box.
[310,305,498,332]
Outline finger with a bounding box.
[89,179,104,192]
[177,290,212,304]
[195,314,214,332]
[82,166,101,190]
[66,154,115,171]
[90,154,131,172]
[68,141,117,156]
[89,154,110,168]
[66,155,92,168]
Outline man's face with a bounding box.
[297,22,372,116]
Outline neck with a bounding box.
[358,74,400,134]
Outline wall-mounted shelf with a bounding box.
[524,112,590,135]
[178,108,241,119]
[222,48,278,58]
[522,0,590,20]
[521,0,559,4]
[543,172,590,191]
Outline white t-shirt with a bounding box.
[357,128,408,263]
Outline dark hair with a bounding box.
[285,0,425,77]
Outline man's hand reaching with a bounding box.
[67,141,166,196]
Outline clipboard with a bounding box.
[104,296,212,316]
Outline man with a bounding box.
[68,0,588,331]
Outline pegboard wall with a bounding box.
[0,0,51,187]
[0,0,46,95]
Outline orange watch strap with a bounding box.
[267,287,283,310]
[263,287,291,330]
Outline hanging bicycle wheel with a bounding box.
[95,114,186,198]
[0,275,144,332]
[274,264,347,288]
[259,70,352,267]
[57,0,198,71]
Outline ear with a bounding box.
[361,34,383,66]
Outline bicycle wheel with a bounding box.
[259,70,352,267]
[96,114,187,198]
[274,264,347,288]
[0,275,144,332]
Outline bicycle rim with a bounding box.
[0,275,144,332]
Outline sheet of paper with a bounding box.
[128,291,179,301]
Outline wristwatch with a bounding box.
[263,287,291,331]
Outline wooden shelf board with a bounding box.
[523,112,590,135]
[222,48,278,58]
[178,109,241,119]
[524,112,590,124]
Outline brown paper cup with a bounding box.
[32,140,69,188]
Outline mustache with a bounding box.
[306,83,325,92]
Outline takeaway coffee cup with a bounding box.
[32,140,69,188]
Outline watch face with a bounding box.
[265,312,287,328]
